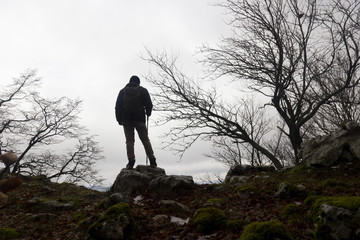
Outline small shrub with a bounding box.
[0,228,20,240]
[320,178,341,188]
[289,164,308,175]
[204,198,227,208]
[239,220,294,240]
[193,207,226,234]
[234,184,258,198]
[234,184,258,193]
[304,195,323,205]
[280,204,299,220]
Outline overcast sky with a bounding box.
[0,0,232,187]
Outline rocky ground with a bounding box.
[1,161,360,240]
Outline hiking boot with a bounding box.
[126,159,135,169]
[149,158,157,168]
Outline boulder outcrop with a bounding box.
[311,196,360,240]
[111,165,194,194]
[111,165,166,194]
[225,164,275,183]
[148,175,194,193]
[159,200,191,218]
[88,202,136,240]
[301,121,360,167]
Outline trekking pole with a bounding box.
[146,115,149,166]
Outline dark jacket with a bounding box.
[115,82,153,125]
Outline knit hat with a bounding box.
[129,75,140,85]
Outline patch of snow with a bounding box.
[170,216,189,225]
[133,195,143,205]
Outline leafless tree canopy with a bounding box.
[0,70,103,186]
[145,0,360,168]
[146,51,284,169]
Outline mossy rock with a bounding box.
[313,222,334,240]
[320,178,346,188]
[204,198,227,208]
[0,228,20,240]
[304,195,323,205]
[276,182,306,198]
[310,196,360,221]
[310,196,360,240]
[239,220,294,240]
[205,183,224,191]
[280,204,299,220]
[234,184,258,198]
[88,202,136,240]
[289,164,308,175]
[193,207,226,234]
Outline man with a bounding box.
[115,75,157,169]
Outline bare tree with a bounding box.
[145,0,360,167]
[20,137,103,186]
[201,0,360,163]
[0,70,40,149]
[0,70,103,186]
[206,97,273,167]
[311,77,360,136]
[145,51,284,169]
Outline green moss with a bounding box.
[310,196,360,239]
[97,199,106,209]
[320,178,344,188]
[88,202,136,240]
[71,211,88,222]
[205,183,222,190]
[314,196,360,211]
[76,215,99,232]
[280,204,299,220]
[226,218,248,233]
[289,164,308,175]
[313,223,333,240]
[276,182,306,198]
[0,228,20,240]
[311,196,360,221]
[205,198,227,207]
[240,220,294,240]
[304,195,323,205]
[193,207,226,234]
[234,184,258,194]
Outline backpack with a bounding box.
[123,86,143,115]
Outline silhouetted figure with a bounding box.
[115,76,157,169]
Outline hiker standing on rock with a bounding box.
[115,75,157,169]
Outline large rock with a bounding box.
[301,121,360,167]
[314,204,360,239]
[159,200,191,218]
[88,202,136,240]
[134,165,166,179]
[225,165,275,183]
[111,165,166,194]
[27,198,75,212]
[148,175,195,193]
[101,193,130,209]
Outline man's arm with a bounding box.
[142,88,153,117]
[115,90,124,124]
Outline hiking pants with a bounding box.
[123,122,155,160]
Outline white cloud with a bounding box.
[0,0,231,186]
